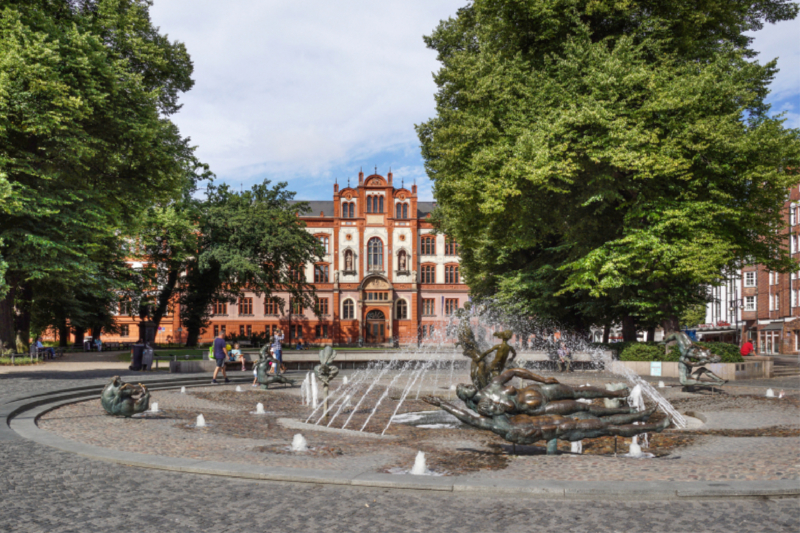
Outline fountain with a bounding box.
[343,376,348,385]
[301,373,310,405]
[196,414,206,428]
[100,376,150,417]
[410,451,428,475]
[291,434,308,452]
[311,373,319,409]
[314,346,340,418]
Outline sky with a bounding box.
[149,1,800,201]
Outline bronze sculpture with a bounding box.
[314,346,339,414]
[255,344,296,389]
[100,376,151,417]
[665,332,726,389]
[432,323,670,454]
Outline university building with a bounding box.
[107,171,469,346]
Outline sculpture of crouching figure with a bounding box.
[101,376,150,417]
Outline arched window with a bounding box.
[403,203,408,218]
[349,202,355,218]
[379,196,384,213]
[368,238,383,271]
[397,250,408,272]
[396,203,402,219]
[396,299,408,320]
[421,264,435,283]
[444,238,459,256]
[421,236,436,255]
[317,235,329,254]
[342,299,354,319]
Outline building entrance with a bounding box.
[365,310,386,344]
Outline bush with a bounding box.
[617,342,679,362]
[596,340,743,363]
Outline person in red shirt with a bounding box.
[740,340,754,356]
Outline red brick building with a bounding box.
[104,171,469,347]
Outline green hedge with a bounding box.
[597,341,743,363]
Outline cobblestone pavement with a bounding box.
[3,370,800,532]
[1,438,799,533]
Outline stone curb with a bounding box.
[4,383,800,500]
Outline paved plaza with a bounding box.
[2,361,799,532]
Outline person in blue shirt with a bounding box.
[211,332,230,384]
[270,329,285,374]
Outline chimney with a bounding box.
[358,168,364,185]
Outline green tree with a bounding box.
[418,0,800,338]
[0,1,199,350]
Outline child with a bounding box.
[229,342,246,371]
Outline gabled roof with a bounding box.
[417,202,436,218]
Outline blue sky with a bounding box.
[150,2,800,201]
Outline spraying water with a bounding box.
[410,451,427,475]
[180,386,186,394]
[343,376,348,385]
[311,374,319,408]
[149,402,159,413]
[766,388,775,398]
[291,434,308,452]
[235,385,243,392]
[570,441,583,454]
[255,403,265,414]
[195,414,206,428]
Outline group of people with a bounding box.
[210,329,287,385]
[82,337,103,352]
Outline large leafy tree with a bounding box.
[132,180,322,347]
[418,0,800,338]
[0,0,199,350]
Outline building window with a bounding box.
[315,325,330,339]
[396,203,408,219]
[342,299,354,319]
[366,196,384,213]
[318,236,329,254]
[421,236,435,255]
[792,203,797,226]
[264,299,279,315]
[118,300,131,316]
[744,272,756,287]
[770,293,780,311]
[213,325,219,337]
[421,264,435,283]
[291,298,303,314]
[221,325,226,336]
[421,324,435,339]
[769,271,779,285]
[288,266,304,282]
[343,202,355,218]
[240,325,245,336]
[366,292,388,301]
[445,298,458,315]
[444,239,459,256]
[246,325,252,337]
[120,325,129,337]
[314,264,330,283]
[239,297,253,315]
[396,299,407,319]
[213,302,228,315]
[744,296,756,311]
[343,249,355,272]
[422,298,435,316]
[292,324,303,340]
[445,265,459,284]
[792,235,799,254]
[316,297,329,315]
[368,238,383,271]
[795,331,800,351]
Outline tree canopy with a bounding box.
[417,0,800,337]
[0,0,202,350]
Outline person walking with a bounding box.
[212,332,230,384]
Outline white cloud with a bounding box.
[150,0,465,197]
[749,18,800,102]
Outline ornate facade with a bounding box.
[185,171,468,346]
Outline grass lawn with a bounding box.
[0,357,40,366]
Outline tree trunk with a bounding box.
[0,292,15,352]
[602,324,610,344]
[91,325,102,340]
[58,317,69,348]
[661,315,681,336]
[73,327,85,350]
[646,326,656,342]
[14,281,32,353]
[621,315,638,342]
[152,266,180,329]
